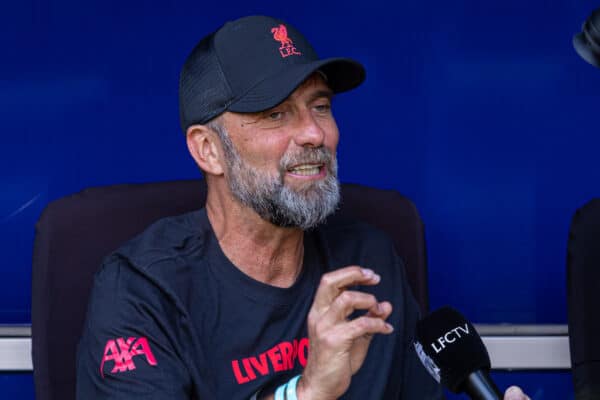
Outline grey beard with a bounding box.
[211,122,340,230]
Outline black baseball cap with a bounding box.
[179,15,366,132]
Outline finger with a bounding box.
[316,291,380,331]
[504,386,529,400]
[365,301,393,320]
[311,266,381,314]
[335,315,394,342]
[349,301,394,334]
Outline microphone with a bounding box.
[414,306,502,400]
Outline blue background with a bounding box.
[3,0,600,397]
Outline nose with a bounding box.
[293,111,326,148]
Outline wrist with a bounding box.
[296,376,337,400]
[295,376,311,400]
[262,375,305,400]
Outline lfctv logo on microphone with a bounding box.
[431,323,470,353]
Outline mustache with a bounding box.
[279,147,334,171]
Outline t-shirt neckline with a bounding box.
[199,209,320,306]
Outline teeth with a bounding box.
[289,165,321,176]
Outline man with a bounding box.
[77,15,529,399]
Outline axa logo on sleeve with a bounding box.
[100,337,157,378]
[431,323,470,353]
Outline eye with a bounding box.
[268,111,284,121]
[314,103,331,113]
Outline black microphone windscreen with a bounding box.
[414,306,491,393]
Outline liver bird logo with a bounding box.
[271,24,302,58]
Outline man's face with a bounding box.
[215,75,340,229]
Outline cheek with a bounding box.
[244,138,289,168]
[324,122,340,150]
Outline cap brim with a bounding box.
[573,33,600,68]
[228,57,365,113]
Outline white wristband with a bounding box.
[285,375,301,400]
[274,382,287,400]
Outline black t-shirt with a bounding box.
[76,209,443,399]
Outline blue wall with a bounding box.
[3,0,600,397]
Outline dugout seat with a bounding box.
[567,198,600,400]
[31,179,429,400]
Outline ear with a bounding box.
[186,125,225,176]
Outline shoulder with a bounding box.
[104,209,214,282]
[114,209,208,269]
[88,253,171,319]
[91,209,213,310]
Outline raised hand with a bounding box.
[297,266,394,400]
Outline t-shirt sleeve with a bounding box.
[76,257,191,399]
